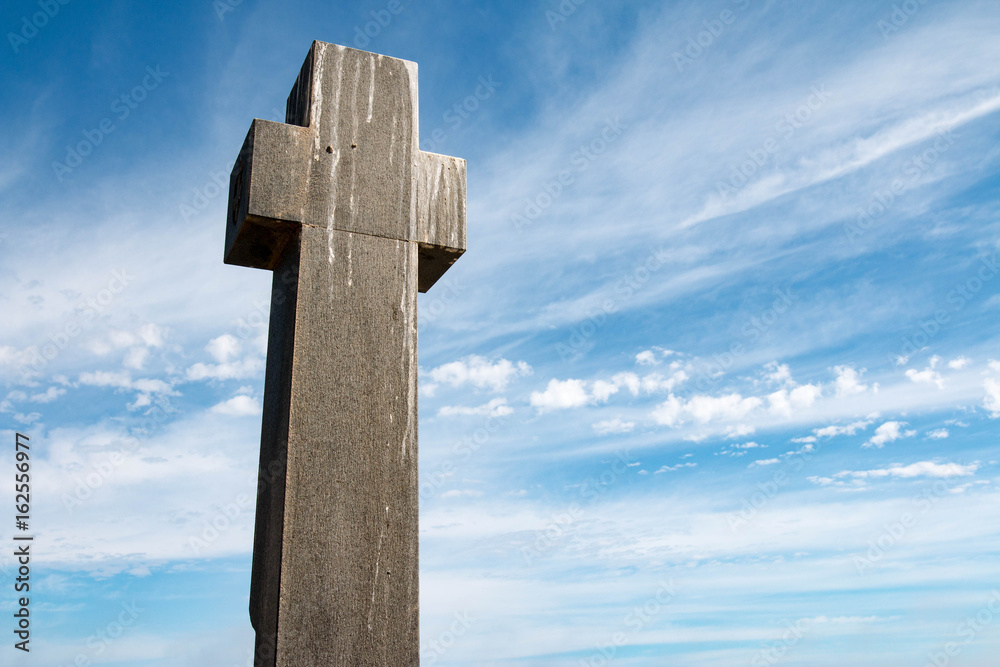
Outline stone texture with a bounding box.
[224,41,466,666]
[226,41,467,291]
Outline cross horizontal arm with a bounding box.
[414,150,466,292]
[225,120,312,270]
[224,41,467,293]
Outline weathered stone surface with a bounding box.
[414,150,466,292]
[223,41,466,666]
[226,41,467,291]
[251,226,418,665]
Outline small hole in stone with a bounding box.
[351,143,357,149]
[325,146,333,153]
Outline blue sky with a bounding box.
[1,0,999,664]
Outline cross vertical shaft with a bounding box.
[223,41,466,666]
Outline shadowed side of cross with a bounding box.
[222,41,466,666]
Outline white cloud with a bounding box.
[905,367,944,388]
[123,347,149,370]
[725,424,756,439]
[653,392,763,427]
[530,379,590,411]
[591,379,621,402]
[767,384,822,417]
[814,461,979,484]
[592,418,635,435]
[636,350,657,366]
[530,370,679,412]
[132,379,177,395]
[763,361,793,386]
[186,357,264,381]
[608,369,687,396]
[635,348,676,366]
[78,371,178,411]
[438,398,513,418]
[441,489,484,499]
[210,395,260,416]
[640,370,688,393]
[655,462,696,473]
[686,393,763,423]
[984,378,1000,418]
[732,442,765,450]
[651,395,684,426]
[79,370,133,389]
[427,355,532,393]
[720,441,765,457]
[612,372,641,395]
[30,386,66,403]
[833,366,873,397]
[137,323,165,348]
[948,356,970,370]
[926,428,949,439]
[814,418,874,438]
[751,458,780,466]
[863,421,916,449]
[207,334,242,363]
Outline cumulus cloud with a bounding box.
[606,368,688,397]
[530,379,591,411]
[591,379,621,402]
[763,361,793,386]
[926,428,949,439]
[832,366,874,397]
[720,441,766,457]
[725,424,756,439]
[30,386,66,403]
[813,418,874,438]
[863,421,916,449]
[438,398,513,418]
[79,370,133,388]
[652,392,762,427]
[640,369,689,393]
[531,368,687,413]
[186,357,264,381]
[948,356,970,370]
[768,383,822,417]
[207,334,242,363]
[750,458,780,466]
[985,377,1000,418]
[426,355,532,393]
[210,394,260,416]
[78,370,179,411]
[635,348,675,366]
[87,323,166,368]
[905,366,944,388]
[123,347,149,370]
[592,418,635,435]
[636,350,658,366]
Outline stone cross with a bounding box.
[223,41,466,666]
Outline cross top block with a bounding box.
[225,41,466,292]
